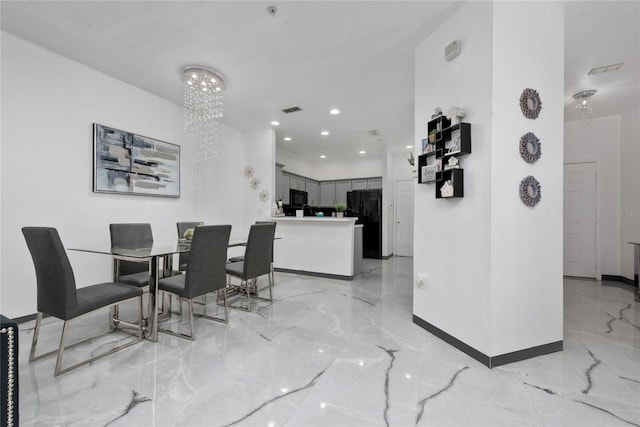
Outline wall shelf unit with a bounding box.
[418,119,471,199]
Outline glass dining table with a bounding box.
[69,238,247,342]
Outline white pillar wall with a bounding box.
[413,1,564,365]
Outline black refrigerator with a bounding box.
[347,189,382,259]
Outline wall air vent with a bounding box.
[282,106,303,114]
[588,63,623,75]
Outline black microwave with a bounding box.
[290,189,308,206]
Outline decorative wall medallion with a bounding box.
[519,132,541,163]
[259,189,270,202]
[520,175,541,207]
[519,88,542,119]
[244,165,255,178]
[250,176,261,190]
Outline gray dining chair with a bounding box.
[228,221,276,286]
[22,227,144,376]
[176,221,203,271]
[109,223,182,286]
[157,225,231,340]
[226,223,276,311]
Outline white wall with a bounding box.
[414,1,494,353]
[0,32,247,318]
[565,116,622,277]
[276,146,313,178]
[243,129,276,228]
[414,1,564,358]
[311,156,383,181]
[489,1,564,355]
[620,104,640,280]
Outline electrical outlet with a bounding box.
[416,274,425,289]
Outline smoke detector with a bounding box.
[267,6,278,16]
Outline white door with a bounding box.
[395,179,414,257]
[564,163,597,278]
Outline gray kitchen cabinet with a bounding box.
[275,164,286,202]
[281,172,290,204]
[351,179,367,190]
[367,178,383,189]
[335,180,352,205]
[306,179,319,205]
[319,181,336,206]
[290,175,306,191]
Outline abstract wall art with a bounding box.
[93,123,180,197]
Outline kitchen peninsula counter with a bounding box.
[271,216,358,280]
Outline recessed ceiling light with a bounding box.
[321,131,329,136]
[330,108,340,115]
[406,145,413,149]
[359,150,366,154]
[284,137,292,142]
[271,121,280,126]
[320,155,326,159]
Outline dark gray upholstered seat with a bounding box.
[176,221,202,271]
[22,227,144,376]
[158,225,231,340]
[226,223,276,311]
[109,223,180,287]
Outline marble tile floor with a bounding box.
[15,257,640,426]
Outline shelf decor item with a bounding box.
[519,132,541,164]
[519,175,541,207]
[519,88,542,119]
[440,180,454,198]
[448,106,466,124]
[422,165,437,183]
[335,202,347,218]
[428,129,438,143]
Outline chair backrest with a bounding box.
[184,225,232,299]
[22,227,78,319]
[177,222,202,267]
[177,222,202,238]
[255,221,276,262]
[109,223,153,275]
[243,223,276,279]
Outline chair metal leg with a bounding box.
[54,321,70,376]
[188,299,195,340]
[194,289,228,324]
[29,312,43,362]
[29,297,145,376]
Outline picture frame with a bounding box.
[93,123,180,197]
[422,164,437,183]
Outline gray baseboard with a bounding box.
[381,253,394,260]
[413,315,563,368]
[11,313,38,324]
[274,268,353,281]
[602,275,635,286]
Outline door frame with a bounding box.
[394,178,414,257]
[563,161,600,279]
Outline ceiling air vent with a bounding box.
[282,106,303,114]
[588,63,623,75]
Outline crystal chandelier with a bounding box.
[572,89,597,127]
[182,66,225,198]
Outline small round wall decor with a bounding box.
[520,88,542,119]
[519,132,541,164]
[520,176,541,207]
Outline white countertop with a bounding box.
[270,216,356,223]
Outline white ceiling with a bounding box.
[2,1,638,162]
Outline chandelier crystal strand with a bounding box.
[182,66,225,198]
[572,89,596,130]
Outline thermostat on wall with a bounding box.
[445,40,461,61]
